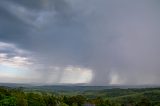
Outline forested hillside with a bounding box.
[0,86,160,106]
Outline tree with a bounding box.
[136,97,151,106]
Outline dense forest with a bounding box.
[0,86,160,106]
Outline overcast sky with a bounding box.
[0,0,160,85]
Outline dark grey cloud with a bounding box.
[0,0,160,85]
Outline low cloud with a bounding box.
[0,41,93,84]
[0,42,32,68]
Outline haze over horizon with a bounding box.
[0,0,160,86]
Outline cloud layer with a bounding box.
[0,0,160,85]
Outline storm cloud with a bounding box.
[0,0,160,85]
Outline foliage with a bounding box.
[0,86,160,106]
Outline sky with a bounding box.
[0,0,160,85]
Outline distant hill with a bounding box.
[0,83,160,91]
